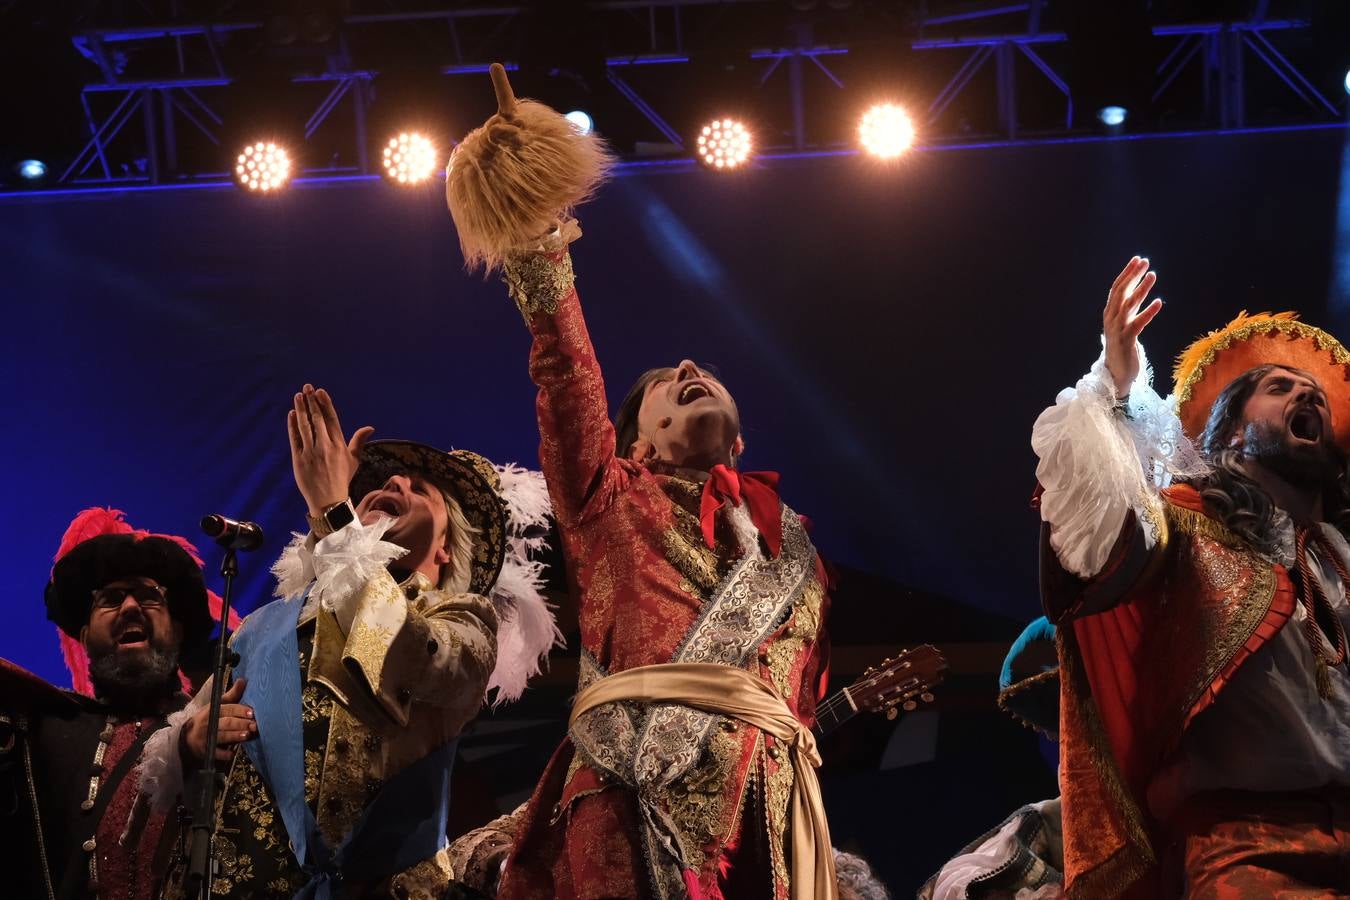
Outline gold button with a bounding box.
[82,839,97,852]
[768,746,783,761]
[719,720,738,733]
[80,799,94,811]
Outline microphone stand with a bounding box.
[184,547,240,899]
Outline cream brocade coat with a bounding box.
[157,561,497,899]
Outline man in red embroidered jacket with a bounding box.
[444,65,835,900]
[1032,256,1350,898]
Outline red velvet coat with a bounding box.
[497,246,830,900]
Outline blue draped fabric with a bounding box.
[232,595,455,898]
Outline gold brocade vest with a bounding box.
[1056,485,1297,899]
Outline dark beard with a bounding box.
[87,647,181,713]
[1242,421,1340,489]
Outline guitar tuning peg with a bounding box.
[920,692,934,703]
[902,700,917,712]
[885,707,898,721]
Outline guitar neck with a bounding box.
[811,686,859,739]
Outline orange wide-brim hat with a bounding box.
[1173,311,1350,451]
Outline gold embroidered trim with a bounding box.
[388,847,455,900]
[1057,629,1155,899]
[1174,314,1350,407]
[996,669,1060,738]
[634,507,815,789]
[765,577,824,700]
[652,724,743,876]
[1165,504,1250,552]
[762,736,794,892]
[1176,536,1278,729]
[502,251,574,321]
[661,505,721,594]
[315,703,380,846]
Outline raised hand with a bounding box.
[183,678,254,765]
[1104,256,1163,398]
[287,385,375,517]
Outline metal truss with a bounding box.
[19,1,1350,192]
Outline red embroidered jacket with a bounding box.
[497,245,831,900]
[1044,484,1296,899]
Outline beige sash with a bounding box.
[570,662,838,900]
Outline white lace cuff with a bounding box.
[270,517,408,632]
[137,683,210,812]
[1032,342,1202,579]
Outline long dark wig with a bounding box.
[1191,363,1350,553]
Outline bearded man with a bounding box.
[1,509,238,899]
[1033,256,1350,897]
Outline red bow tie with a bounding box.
[699,464,783,558]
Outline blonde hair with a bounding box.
[438,487,481,594]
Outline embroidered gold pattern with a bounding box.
[502,251,575,321]
[634,507,815,789]
[389,847,456,900]
[1167,504,1252,553]
[762,738,795,892]
[1174,316,1350,408]
[315,704,380,846]
[652,724,745,875]
[1056,628,1155,899]
[1176,534,1278,724]
[765,578,824,700]
[661,519,721,594]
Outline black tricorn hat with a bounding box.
[45,532,213,649]
[350,441,507,595]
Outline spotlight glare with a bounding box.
[565,110,594,135]
[859,104,915,159]
[17,159,47,180]
[695,118,752,171]
[1344,68,1350,96]
[381,131,438,186]
[1097,105,1128,127]
[233,141,293,193]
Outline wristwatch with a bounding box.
[307,498,356,538]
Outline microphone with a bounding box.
[200,515,266,552]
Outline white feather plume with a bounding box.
[486,463,564,705]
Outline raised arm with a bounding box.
[1031,257,1199,620]
[500,227,626,526]
[443,64,618,527]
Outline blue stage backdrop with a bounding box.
[2,127,1346,687]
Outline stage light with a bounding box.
[17,159,46,180]
[1343,68,1350,95]
[565,110,594,136]
[859,104,915,159]
[1097,105,1128,127]
[695,118,752,170]
[233,141,292,193]
[381,132,438,185]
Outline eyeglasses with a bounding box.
[91,584,168,610]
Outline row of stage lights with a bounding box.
[230,103,918,193]
[14,70,1350,190]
